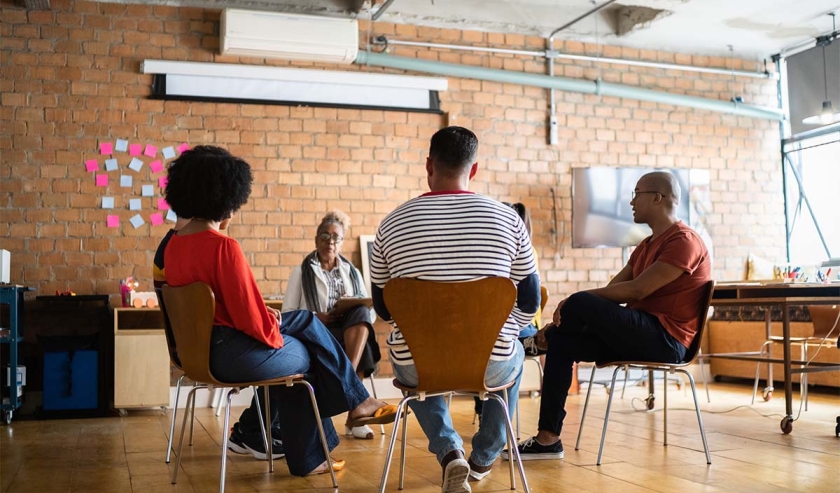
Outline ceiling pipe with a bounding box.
[355,50,786,121]
[371,0,398,21]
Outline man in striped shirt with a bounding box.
[371,126,540,493]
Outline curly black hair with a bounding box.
[429,126,478,177]
[164,145,253,222]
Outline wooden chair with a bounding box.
[161,282,337,492]
[379,277,530,493]
[575,280,716,466]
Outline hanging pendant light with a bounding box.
[803,14,840,125]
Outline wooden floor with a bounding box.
[2,380,838,493]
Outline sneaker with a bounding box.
[227,424,285,460]
[500,436,564,461]
[441,450,471,493]
[521,336,546,357]
[467,458,492,481]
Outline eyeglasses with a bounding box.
[631,190,661,200]
[317,233,344,244]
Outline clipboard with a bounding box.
[330,297,373,316]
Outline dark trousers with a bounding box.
[538,292,686,435]
[210,310,370,475]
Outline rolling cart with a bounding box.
[1,285,32,425]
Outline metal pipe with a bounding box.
[372,0,398,21]
[548,0,619,40]
[355,51,786,120]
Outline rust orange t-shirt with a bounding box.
[164,229,283,349]
[627,221,711,348]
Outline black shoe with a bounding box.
[500,436,564,461]
[228,423,285,460]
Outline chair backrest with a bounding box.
[154,286,182,368]
[807,304,840,339]
[540,285,549,314]
[161,282,221,385]
[682,280,716,364]
[383,277,517,393]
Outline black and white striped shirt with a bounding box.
[371,191,537,366]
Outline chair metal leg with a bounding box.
[188,385,198,446]
[447,392,452,408]
[676,369,711,464]
[663,370,668,446]
[379,396,414,493]
[253,386,270,461]
[214,387,226,417]
[300,380,337,488]
[487,392,530,493]
[263,386,274,473]
[620,365,629,399]
[698,352,711,403]
[502,389,515,490]
[515,398,520,441]
[801,344,808,411]
[752,341,771,405]
[596,367,622,465]
[575,366,597,451]
[369,375,386,435]
[219,388,239,493]
[398,400,409,490]
[172,386,199,484]
[166,374,186,463]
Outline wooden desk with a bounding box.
[707,282,840,434]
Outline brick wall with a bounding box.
[1,0,786,376]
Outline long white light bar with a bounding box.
[141,60,447,113]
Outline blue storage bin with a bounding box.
[43,350,98,410]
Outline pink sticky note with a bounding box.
[144,144,157,158]
[150,213,164,226]
[85,159,99,173]
[129,144,142,156]
[95,174,108,187]
[157,198,169,210]
[158,176,168,189]
[177,143,190,154]
[99,142,113,155]
[149,160,163,174]
[106,215,119,228]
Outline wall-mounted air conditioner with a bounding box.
[220,9,359,64]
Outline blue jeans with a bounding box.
[210,310,370,476]
[539,292,687,435]
[392,344,524,467]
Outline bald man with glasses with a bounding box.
[511,171,711,460]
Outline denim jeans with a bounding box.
[392,343,524,467]
[210,309,370,476]
[538,292,687,435]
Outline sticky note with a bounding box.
[158,176,168,189]
[85,159,98,172]
[162,146,176,159]
[144,144,157,158]
[99,142,113,155]
[129,214,144,229]
[128,158,143,172]
[95,174,108,187]
[104,158,118,171]
[177,143,190,154]
[149,160,163,174]
[129,198,141,211]
[166,209,177,222]
[115,139,128,152]
[102,196,114,209]
[106,215,119,228]
[158,198,169,210]
[150,213,164,226]
[141,184,154,197]
[129,144,142,156]
[120,175,132,187]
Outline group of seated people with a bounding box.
[154,126,711,493]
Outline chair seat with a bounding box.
[215,373,308,388]
[392,378,514,395]
[766,335,836,344]
[595,360,690,370]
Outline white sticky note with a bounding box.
[105,158,118,171]
[166,209,177,222]
[162,146,176,159]
[129,198,141,211]
[102,196,114,209]
[120,175,132,187]
[129,214,145,229]
[128,158,143,172]
[115,139,128,152]
[141,184,154,197]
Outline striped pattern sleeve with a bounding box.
[371,193,537,366]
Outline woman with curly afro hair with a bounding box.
[162,146,397,477]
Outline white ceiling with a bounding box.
[106,0,839,58]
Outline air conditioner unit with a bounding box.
[220,9,359,64]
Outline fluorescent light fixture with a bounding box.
[141,60,447,113]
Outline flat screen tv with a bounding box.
[572,167,711,248]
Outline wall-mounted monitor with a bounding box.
[572,167,711,248]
